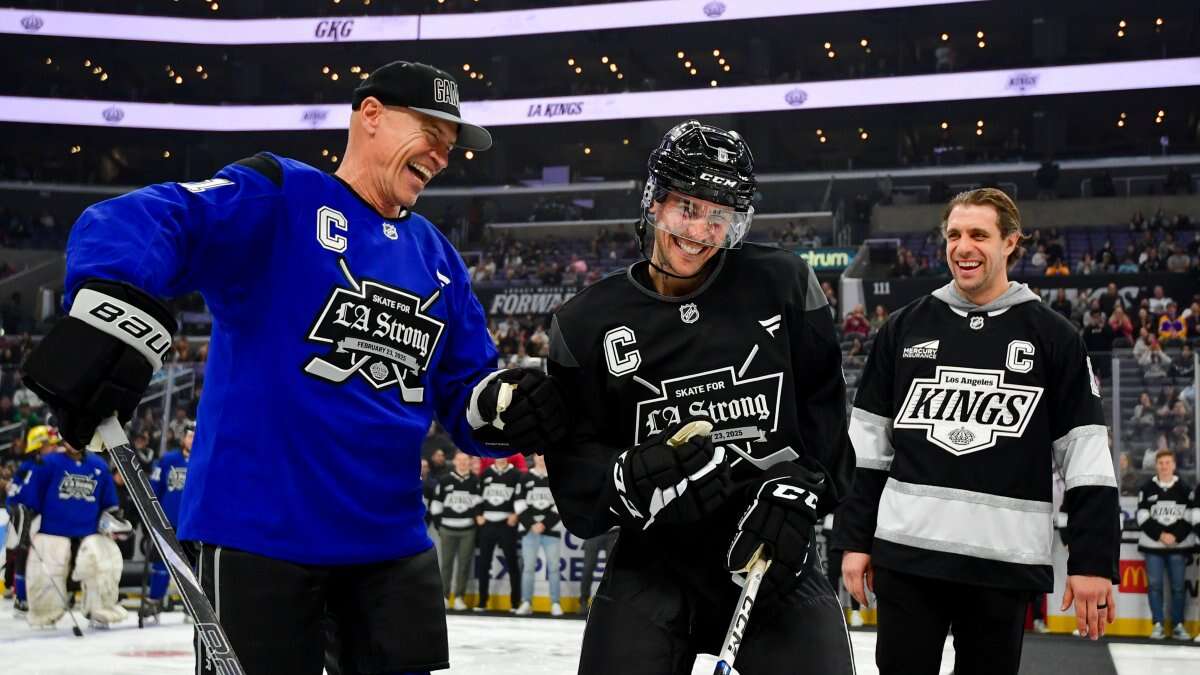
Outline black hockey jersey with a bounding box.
[1136,475,1197,553]
[832,282,1119,592]
[546,244,853,591]
[515,469,562,535]
[479,464,521,523]
[429,471,481,531]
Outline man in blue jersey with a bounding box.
[5,425,62,617]
[11,439,129,629]
[141,420,194,622]
[20,61,566,674]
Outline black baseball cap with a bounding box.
[352,61,492,151]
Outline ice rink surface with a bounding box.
[0,610,1198,674]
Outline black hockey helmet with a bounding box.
[638,120,757,250]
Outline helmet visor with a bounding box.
[643,190,753,249]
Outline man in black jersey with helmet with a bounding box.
[545,120,856,674]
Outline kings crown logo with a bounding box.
[895,366,1042,456]
[304,259,445,403]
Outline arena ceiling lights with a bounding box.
[2,0,984,44]
[2,58,1196,132]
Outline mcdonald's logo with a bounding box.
[1119,560,1147,593]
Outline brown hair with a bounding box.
[1154,448,1175,462]
[941,188,1026,269]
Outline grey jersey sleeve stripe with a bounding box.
[1052,424,1117,489]
[849,407,895,470]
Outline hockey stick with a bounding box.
[692,545,771,675]
[92,416,245,675]
[27,537,85,637]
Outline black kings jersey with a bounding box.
[1135,475,1197,553]
[833,284,1119,592]
[546,244,853,587]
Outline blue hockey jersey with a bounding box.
[150,450,189,527]
[16,452,117,538]
[65,153,508,564]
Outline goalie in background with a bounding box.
[9,436,130,629]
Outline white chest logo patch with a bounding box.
[969,316,985,330]
[680,303,700,324]
[895,366,1043,456]
[382,222,398,240]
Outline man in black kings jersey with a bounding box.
[835,188,1119,675]
[546,120,856,675]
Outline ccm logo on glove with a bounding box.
[770,483,818,509]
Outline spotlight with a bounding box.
[723,65,730,72]
[463,63,471,71]
[689,68,697,75]
[975,128,983,136]
[940,121,949,129]
[602,56,609,64]
[676,51,685,59]
[574,66,582,74]
[567,58,575,66]
[823,42,831,49]
[684,60,692,68]
[162,150,171,158]
[584,146,592,155]
[464,150,475,160]
[976,120,984,127]
[609,63,617,72]
[860,131,869,141]
[860,39,869,47]
[175,75,183,84]
[710,80,717,87]
[976,31,984,39]
[819,136,827,144]
[827,51,836,58]
[712,49,720,57]
[940,33,949,41]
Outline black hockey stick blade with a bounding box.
[94,416,245,675]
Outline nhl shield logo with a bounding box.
[679,303,700,324]
[382,222,398,240]
[969,316,984,330]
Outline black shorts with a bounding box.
[195,543,447,675]
[578,538,855,675]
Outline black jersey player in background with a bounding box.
[834,188,1119,675]
[545,120,856,675]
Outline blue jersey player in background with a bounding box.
[10,438,130,629]
[5,425,62,617]
[141,420,195,621]
[21,61,567,675]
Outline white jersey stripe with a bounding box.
[875,477,1054,566]
[849,407,894,470]
[1052,424,1117,490]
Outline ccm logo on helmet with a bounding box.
[699,172,738,188]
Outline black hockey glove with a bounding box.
[727,461,825,602]
[609,417,732,528]
[470,368,568,451]
[22,279,176,449]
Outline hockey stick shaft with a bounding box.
[28,537,85,637]
[714,547,771,674]
[94,416,245,675]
